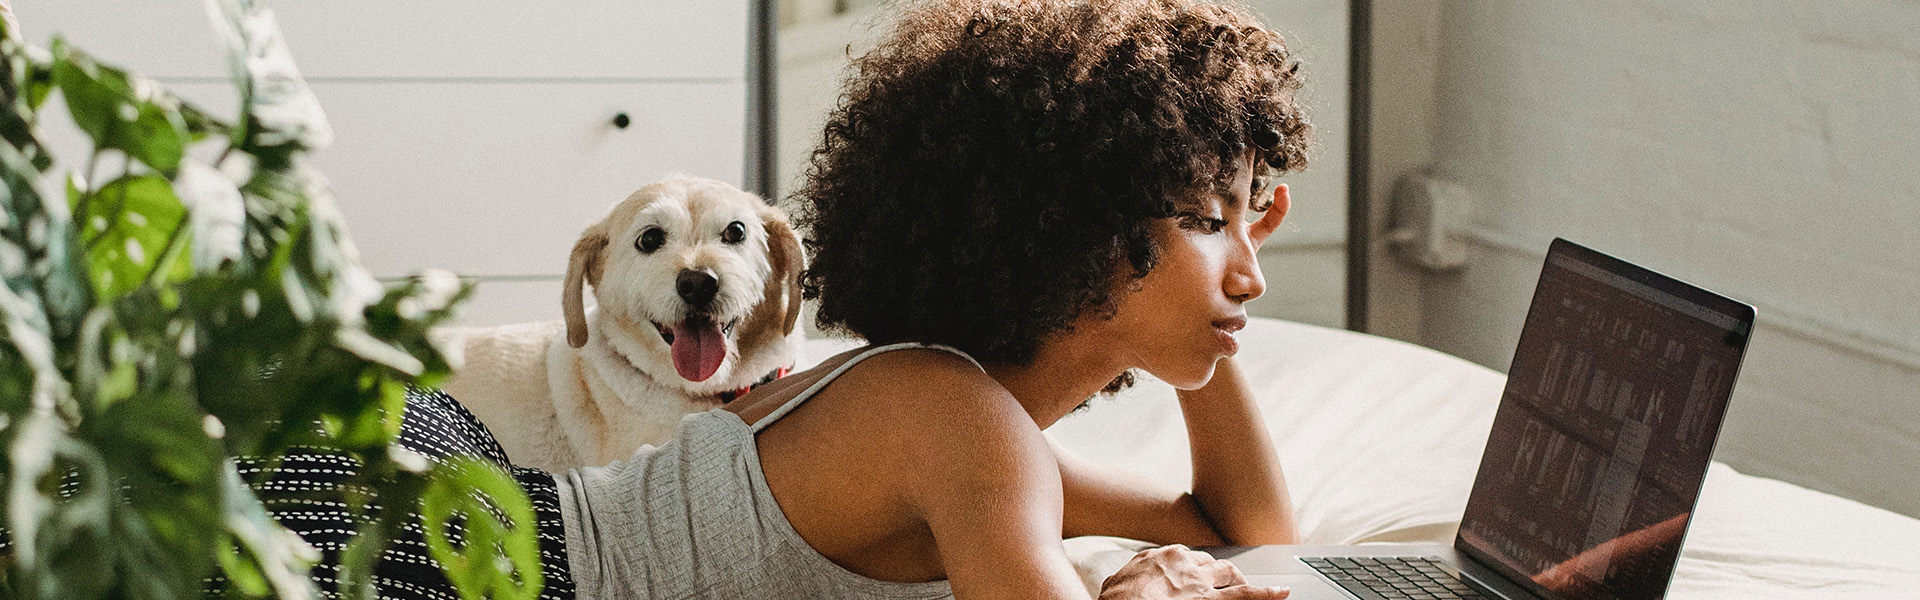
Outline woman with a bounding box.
[243,0,1313,598]
[558,0,1310,595]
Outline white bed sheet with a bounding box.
[798,318,1920,597]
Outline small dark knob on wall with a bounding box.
[612,112,631,129]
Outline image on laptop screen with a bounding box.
[1456,239,1754,600]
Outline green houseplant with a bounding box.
[0,1,541,598]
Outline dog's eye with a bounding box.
[636,227,666,253]
[721,221,746,245]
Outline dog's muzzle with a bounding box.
[655,269,738,384]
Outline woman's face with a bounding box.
[1103,156,1288,389]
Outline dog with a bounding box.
[442,176,805,471]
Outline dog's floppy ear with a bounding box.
[761,208,806,336]
[564,222,610,348]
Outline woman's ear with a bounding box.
[1251,183,1290,248]
[761,209,806,336]
[564,223,609,348]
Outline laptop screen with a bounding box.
[1456,239,1753,600]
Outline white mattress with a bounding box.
[799,318,1920,597]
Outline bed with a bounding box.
[800,317,1920,597]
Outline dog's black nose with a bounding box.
[677,269,720,307]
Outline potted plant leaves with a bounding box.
[0,1,540,598]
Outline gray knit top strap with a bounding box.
[555,342,980,599]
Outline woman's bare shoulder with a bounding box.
[757,345,1053,493]
[830,348,1059,500]
[844,346,999,392]
[827,347,1022,430]
[836,351,1071,578]
[727,344,1005,425]
[750,346,1067,584]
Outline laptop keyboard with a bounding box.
[1300,556,1490,600]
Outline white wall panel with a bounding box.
[298,81,746,279]
[1250,244,1345,330]
[16,0,748,80]
[118,80,746,280]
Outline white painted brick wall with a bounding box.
[1417,0,1920,516]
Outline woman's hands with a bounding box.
[1099,545,1290,599]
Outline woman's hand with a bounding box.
[1248,183,1290,249]
[1098,545,1290,600]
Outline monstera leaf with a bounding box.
[0,2,538,599]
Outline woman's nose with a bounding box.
[1225,237,1265,303]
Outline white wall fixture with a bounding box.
[1387,172,1473,271]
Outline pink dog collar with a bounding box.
[717,365,791,404]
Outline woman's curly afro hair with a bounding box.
[796,0,1311,366]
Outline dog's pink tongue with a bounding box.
[670,320,726,382]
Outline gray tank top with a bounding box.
[555,342,974,599]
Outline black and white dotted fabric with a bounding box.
[213,388,575,600]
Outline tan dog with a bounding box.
[443,176,804,471]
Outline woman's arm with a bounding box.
[913,398,1287,599]
[1054,356,1296,546]
[905,378,1091,599]
[891,354,1283,598]
[1177,357,1297,545]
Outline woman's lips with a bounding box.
[1212,315,1247,354]
[1212,316,1248,333]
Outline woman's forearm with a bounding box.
[1177,357,1297,545]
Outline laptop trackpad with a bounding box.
[1245,574,1352,599]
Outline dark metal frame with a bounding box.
[745,0,777,199]
[1345,0,1373,333]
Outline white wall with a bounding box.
[1244,0,1349,330]
[1412,1,1920,517]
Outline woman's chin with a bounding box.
[1154,358,1222,391]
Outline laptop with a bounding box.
[1215,238,1756,600]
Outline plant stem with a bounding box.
[142,209,192,287]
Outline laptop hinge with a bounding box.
[1454,552,1546,600]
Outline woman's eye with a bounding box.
[636,227,666,253]
[721,221,746,244]
[1178,213,1228,233]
